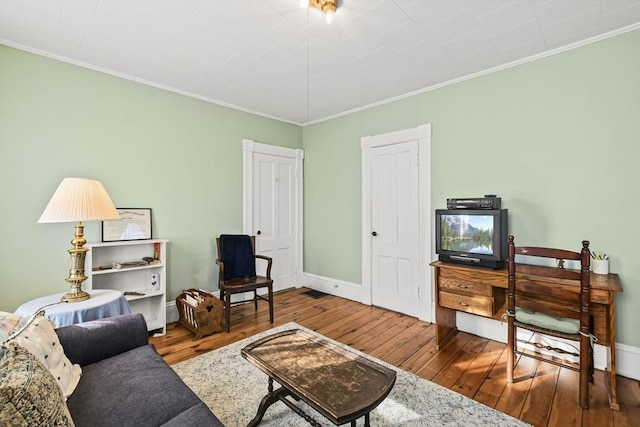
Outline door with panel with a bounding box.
[251,152,298,292]
[370,140,420,316]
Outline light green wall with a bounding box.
[0,45,302,311]
[303,30,640,347]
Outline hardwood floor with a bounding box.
[151,287,639,427]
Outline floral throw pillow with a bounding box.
[3,312,81,398]
[0,342,75,426]
[0,312,26,359]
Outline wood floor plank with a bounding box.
[294,298,363,331]
[518,361,559,427]
[343,313,413,354]
[317,305,382,336]
[494,349,538,419]
[547,364,583,427]
[452,339,505,399]
[431,335,489,390]
[363,316,422,356]
[149,287,637,427]
[338,310,406,348]
[314,304,379,338]
[413,331,473,380]
[586,370,616,426]
[397,333,437,374]
[473,346,511,408]
[368,320,426,362]
[613,375,640,425]
[383,322,434,368]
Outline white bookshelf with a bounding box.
[85,239,168,335]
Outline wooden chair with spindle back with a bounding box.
[506,235,593,408]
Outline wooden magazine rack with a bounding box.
[176,288,224,340]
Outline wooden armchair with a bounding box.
[216,235,274,332]
[506,235,593,408]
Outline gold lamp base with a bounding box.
[61,221,91,303]
[61,286,90,303]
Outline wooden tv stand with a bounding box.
[430,260,623,410]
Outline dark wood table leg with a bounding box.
[248,381,290,427]
[350,413,370,427]
[248,377,317,427]
[606,299,620,410]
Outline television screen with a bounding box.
[439,214,494,255]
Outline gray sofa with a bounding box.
[56,313,223,427]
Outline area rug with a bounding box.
[172,323,528,426]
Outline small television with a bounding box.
[435,209,508,269]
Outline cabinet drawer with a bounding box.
[439,291,493,317]
[439,266,506,288]
[439,278,493,297]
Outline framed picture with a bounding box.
[102,208,152,242]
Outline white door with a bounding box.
[371,141,420,315]
[361,125,432,321]
[243,140,303,293]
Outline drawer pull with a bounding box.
[457,284,469,289]
[459,302,470,306]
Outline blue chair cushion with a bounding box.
[220,235,256,280]
[515,307,580,335]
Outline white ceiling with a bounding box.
[1,1,639,125]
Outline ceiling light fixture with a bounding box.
[301,0,337,24]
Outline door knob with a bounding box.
[372,231,377,236]
[257,230,261,235]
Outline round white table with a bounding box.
[14,289,131,328]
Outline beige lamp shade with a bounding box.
[39,178,120,223]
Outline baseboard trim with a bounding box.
[302,272,363,302]
[613,342,640,381]
[166,300,179,324]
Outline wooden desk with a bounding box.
[430,261,623,410]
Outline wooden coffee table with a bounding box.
[241,329,396,426]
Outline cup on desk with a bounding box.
[592,258,609,275]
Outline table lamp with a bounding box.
[38,178,121,302]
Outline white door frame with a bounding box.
[242,139,304,287]
[361,124,432,322]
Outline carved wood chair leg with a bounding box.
[506,324,515,383]
[589,345,595,383]
[225,292,231,332]
[269,286,274,323]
